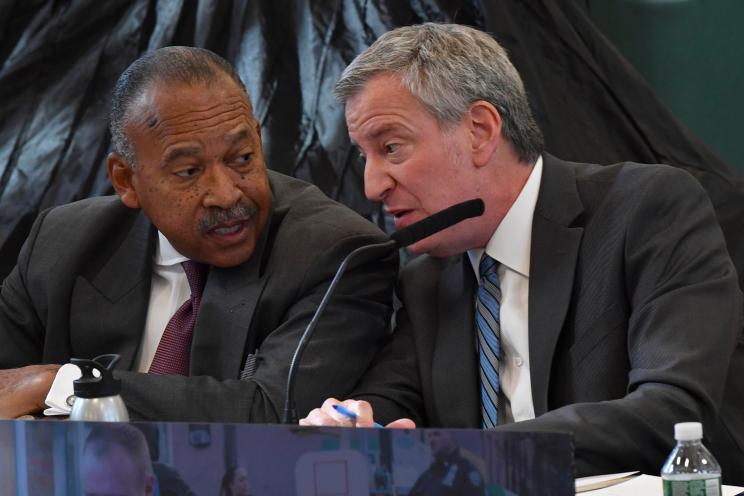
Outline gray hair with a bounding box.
[110,46,248,166]
[336,23,543,163]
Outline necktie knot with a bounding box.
[479,254,499,281]
[148,261,209,376]
[181,261,208,302]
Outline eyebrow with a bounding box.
[369,123,411,141]
[369,125,396,139]
[159,127,253,166]
[349,123,410,148]
[161,145,203,165]
[226,129,251,146]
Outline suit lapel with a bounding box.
[191,263,269,379]
[70,210,154,370]
[432,256,480,427]
[528,155,584,416]
[189,200,275,379]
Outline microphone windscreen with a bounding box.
[390,199,485,248]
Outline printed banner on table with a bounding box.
[0,419,573,495]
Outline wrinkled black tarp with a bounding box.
[1,0,743,289]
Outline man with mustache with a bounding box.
[300,23,744,482]
[0,46,396,422]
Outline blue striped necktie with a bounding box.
[476,254,502,428]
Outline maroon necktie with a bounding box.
[149,261,208,375]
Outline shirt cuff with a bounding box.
[43,363,81,416]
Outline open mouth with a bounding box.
[388,209,414,229]
[391,209,412,219]
[205,220,250,245]
[211,223,244,236]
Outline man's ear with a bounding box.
[255,120,262,140]
[466,100,502,167]
[253,120,267,158]
[107,152,140,209]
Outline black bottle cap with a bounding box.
[71,354,122,399]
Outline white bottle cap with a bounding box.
[674,422,703,441]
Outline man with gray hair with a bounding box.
[301,23,744,482]
[0,46,396,422]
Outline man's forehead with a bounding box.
[345,73,435,133]
[127,77,253,126]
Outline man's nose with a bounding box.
[202,164,242,208]
[363,157,394,202]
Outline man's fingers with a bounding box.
[299,407,341,426]
[320,397,355,425]
[300,398,381,428]
[299,408,339,426]
[300,399,353,427]
[345,400,375,428]
[320,397,342,413]
[386,418,417,429]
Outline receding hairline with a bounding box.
[121,72,254,128]
[110,46,251,165]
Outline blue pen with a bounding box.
[332,404,384,428]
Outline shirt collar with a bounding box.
[468,155,543,279]
[154,231,190,267]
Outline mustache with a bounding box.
[198,203,258,233]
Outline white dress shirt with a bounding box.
[467,155,542,423]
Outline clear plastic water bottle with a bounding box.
[661,422,721,496]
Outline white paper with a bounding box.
[576,471,640,492]
[581,473,744,496]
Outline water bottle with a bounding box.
[661,422,721,496]
[69,354,129,422]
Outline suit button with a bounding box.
[515,356,524,367]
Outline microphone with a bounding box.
[282,198,485,424]
[391,198,484,248]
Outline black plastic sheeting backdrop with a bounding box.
[1,0,743,290]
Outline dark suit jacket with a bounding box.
[0,171,397,422]
[354,155,744,482]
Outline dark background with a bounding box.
[1,0,742,289]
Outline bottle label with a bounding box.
[662,477,721,496]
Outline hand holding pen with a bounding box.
[333,404,384,428]
[299,398,417,429]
